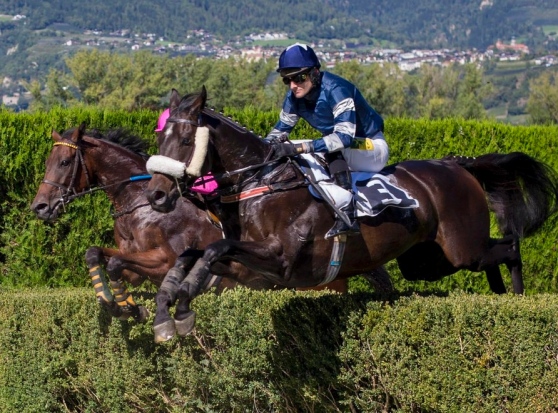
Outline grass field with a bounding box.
[542,25,558,36]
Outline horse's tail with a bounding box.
[447,152,558,238]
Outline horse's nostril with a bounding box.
[146,189,167,206]
[31,203,48,214]
[153,191,167,204]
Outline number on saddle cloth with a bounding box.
[353,172,419,217]
[298,154,419,217]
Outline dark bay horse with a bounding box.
[30,123,355,322]
[144,87,558,342]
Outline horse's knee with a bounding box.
[203,240,230,263]
[159,267,186,303]
[176,248,203,269]
[106,256,124,280]
[85,246,104,267]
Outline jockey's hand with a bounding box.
[272,141,315,159]
[264,132,289,145]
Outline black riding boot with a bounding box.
[325,170,360,239]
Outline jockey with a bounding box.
[266,43,389,239]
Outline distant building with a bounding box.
[493,38,529,54]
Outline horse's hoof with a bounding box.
[135,306,150,323]
[117,312,133,321]
[175,311,196,336]
[153,319,176,343]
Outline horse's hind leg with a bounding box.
[485,266,507,294]
[506,237,523,294]
[361,266,394,293]
[85,246,149,321]
[479,236,523,294]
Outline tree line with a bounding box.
[26,49,558,124]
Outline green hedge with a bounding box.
[1,288,557,412]
[0,108,557,293]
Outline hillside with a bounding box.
[1,0,557,121]
[2,0,558,52]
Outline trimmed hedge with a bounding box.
[1,108,557,293]
[0,288,557,412]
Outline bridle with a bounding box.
[42,141,95,206]
[43,140,151,211]
[160,112,283,195]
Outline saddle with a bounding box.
[298,154,419,217]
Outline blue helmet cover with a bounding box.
[277,43,321,73]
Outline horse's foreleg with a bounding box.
[172,239,284,337]
[104,252,153,323]
[153,248,205,343]
[85,247,114,314]
[173,258,210,337]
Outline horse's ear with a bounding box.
[170,89,180,112]
[190,85,207,114]
[70,122,87,144]
[51,129,63,142]
[200,85,207,107]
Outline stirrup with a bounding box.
[325,218,360,239]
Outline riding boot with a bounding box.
[325,170,360,239]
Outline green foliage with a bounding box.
[527,70,558,124]
[338,293,558,412]
[38,51,279,112]
[38,51,498,122]
[1,289,558,411]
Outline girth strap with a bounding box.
[320,234,347,285]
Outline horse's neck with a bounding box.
[90,143,147,208]
[211,124,267,176]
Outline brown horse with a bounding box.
[144,87,558,342]
[30,124,360,322]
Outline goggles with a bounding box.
[282,71,310,85]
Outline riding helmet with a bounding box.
[277,43,321,76]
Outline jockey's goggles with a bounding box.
[282,71,310,85]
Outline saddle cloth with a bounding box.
[300,154,419,217]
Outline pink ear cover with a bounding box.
[154,108,170,132]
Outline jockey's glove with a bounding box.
[264,132,289,144]
[272,141,314,159]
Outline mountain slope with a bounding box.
[2,0,557,49]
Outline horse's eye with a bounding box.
[181,137,191,145]
[61,159,71,167]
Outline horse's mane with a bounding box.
[62,127,150,159]
[177,91,262,137]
